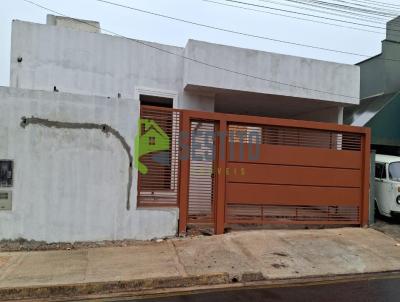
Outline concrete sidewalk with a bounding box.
[1,228,400,300]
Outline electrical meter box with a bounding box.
[0,191,12,211]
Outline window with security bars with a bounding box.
[0,160,13,187]
[137,100,180,207]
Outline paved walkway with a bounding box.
[1,228,400,300]
[373,217,400,242]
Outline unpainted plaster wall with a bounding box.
[0,87,178,242]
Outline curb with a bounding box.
[0,273,230,301]
[2,270,400,301]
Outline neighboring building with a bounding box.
[345,16,400,155]
[0,15,363,242]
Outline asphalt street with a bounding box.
[108,274,400,302]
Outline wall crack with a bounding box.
[20,116,133,210]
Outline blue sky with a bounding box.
[1,0,397,86]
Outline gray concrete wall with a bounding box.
[0,87,178,242]
[10,20,185,101]
[358,17,400,100]
[10,20,359,119]
[293,106,344,123]
[386,16,400,43]
[46,14,100,33]
[183,40,360,105]
[359,40,400,100]
[358,55,384,100]
[382,40,400,95]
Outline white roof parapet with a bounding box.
[46,14,100,33]
[183,39,360,105]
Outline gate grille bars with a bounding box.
[137,106,181,207]
[187,121,216,224]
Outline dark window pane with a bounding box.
[375,163,381,178]
[382,164,387,179]
[0,161,13,187]
[375,163,387,179]
[139,95,173,108]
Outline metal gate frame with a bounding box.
[178,113,225,233]
[137,106,371,235]
[178,110,371,235]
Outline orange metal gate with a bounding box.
[137,106,370,235]
[225,124,364,226]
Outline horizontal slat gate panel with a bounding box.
[227,143,362,169]
[226,183,361,206]
[225,204,360,224]
[187,121,216,224]
[226,163,361,188]
[223,123,366,226]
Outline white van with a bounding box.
[375,154,400,218]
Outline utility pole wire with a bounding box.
[221,0,400,31]
[202,0,384,34]
[94,0,371,58]
[95,0,400,63]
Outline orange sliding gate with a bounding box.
[138,106,371,235]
